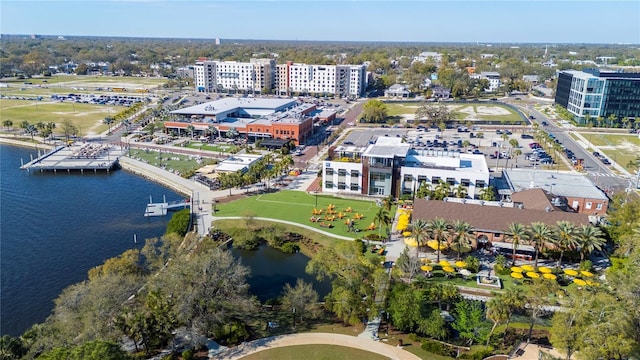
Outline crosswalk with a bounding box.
[589,171,618,178]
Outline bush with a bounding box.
[166,209,191,236]
[464,255,481,273]
[459,346,494,360]
[364,233,382,241]
[494,264,511,276]
[494,254,507,268]
[353,239,365,254]
[181,349,194,360]
[280,242,300,254]
[421,340,457,357]
[579,260,593,271]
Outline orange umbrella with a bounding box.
[526,272,540,279]
[511,272,524,279]
[543,273,557,280]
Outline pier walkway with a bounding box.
[21,143,123,172]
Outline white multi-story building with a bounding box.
[471,71,502,92]
[322,137,490,198]
[274,62,367,97]
[194,58,276,93]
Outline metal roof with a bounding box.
[170,98,296,116]
[503,169,608,200]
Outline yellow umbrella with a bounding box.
[511,272,524,279]
[526,272,540,279]
[573,278,587,286]
[439,260,452,267]
[402,231,412,237]
[543,273,557,280]
[585,280,599,287]
[420,258,431,263]
[404,237,418,247]
[455,261,467,268]
[581,270,594,277]
[510,266,524,273]
[521,264,534,272]
[428,240,448,251]
[421,265,433,272]
[564,269,578,276]
[443,266,455,273]
[538,267,552,274]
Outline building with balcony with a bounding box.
[555,69,640,125]
[194,58,276,93]
[274,62,367,97]
[321,136,490,198]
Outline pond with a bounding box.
[231,245,332,302]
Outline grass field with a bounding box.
[384,102,522,123]
[129,149,217,176]
[578,132,640,170]
[214,190,394,239]
[183,141,240,153]
[0,99,118,135]
[239,344,391,360]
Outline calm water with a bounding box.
[0,145,183,336]
[231,245,331,303]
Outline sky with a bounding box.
[1,0,639,44]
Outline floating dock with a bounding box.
[144,196,191,217]
[21,143,122,173]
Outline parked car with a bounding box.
[521,134,534,139]
[541,121,548,126]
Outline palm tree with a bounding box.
[478,186,495,201]
[416,182,432,199]
[513,149,523,167]
[529,222,554,267]
[554,221,578,269]
[453,185,467,199]
[2,120,13,131]
[498,287,526,338]
[207,125,218,142]
[434,179,451,200]
[374,208,392,238]
[25,125,37,141]
[576,225,606,262]
[410,218,429,254]
[103,117,114,134]
[450,220,473,260]
[428,217,450,263]
[186,124,195,139]
[506,223,530,266]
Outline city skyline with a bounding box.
[1,0,639,44]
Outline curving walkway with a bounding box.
[212,216,356,241]
[214,333,421,360]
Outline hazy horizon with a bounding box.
[1,1,639,44]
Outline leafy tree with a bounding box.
[360,99,388,123]
[452,300,489,346]
[38,340,130,360]
[103,117,114,134]
[415,103,458,128]
[395,247,420,284]
[165,209,191,236]
[419,308,450,341]
[486,297,510,346]
[281,279,320,326]
[2,119,13,131]
[387,284,426,332]
[0,335,26,359]
[526,279,559,342]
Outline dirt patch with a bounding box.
[476,106,511,115]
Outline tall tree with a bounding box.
[506,223,530,266]
[411,218,430,252]
[529,222,554,267]
[281,279,320,326]
[486,297,510,346]
[575,225,605,262]
[554,221,578,268]
[360,99,388,123]
[374,207,392,238]
[427,217,450,262]
[450,220,473,260]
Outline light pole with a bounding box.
[292,307,296,329]
[315,189,319,208]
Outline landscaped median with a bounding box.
[213,190,395,239]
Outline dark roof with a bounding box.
[511,188,554,212]
[412,199,590,233]
[260,138,291,149]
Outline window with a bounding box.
[596,203,603,210]
[446,177,456,186]
[350,170,359,177]
[494,233,501,238]
[431,176,441,185]
[586,202,592,209]
[417,175,428,183]
[403,174,413,181]
[338,182,346,190]
[350,184,359,191]
[476,180,486,188]
[325,168,334,176]
[461,179,471,187]
[338,169,347,176]
[325,181,334,189]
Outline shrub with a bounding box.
[353,239,365,254]
[464,255,481,273]
[165,209,191,236]
[280,242,300,254]
[459,346,494,360]
[421,340,457,357]
[494,264,511,276]
[494,254,507,268]
[181,349,194,360]
[579,260,593,271]
[364,233,382,241]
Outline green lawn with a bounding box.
[182,141,240,153]
[128,149,217,177]
[577,132,640,170]
[239,344,391,360]
[0,99,118,135]
[215,190,394,239]
[383,102,521,123]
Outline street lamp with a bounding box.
[315,189,319,208]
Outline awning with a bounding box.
[491,241,536,252]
